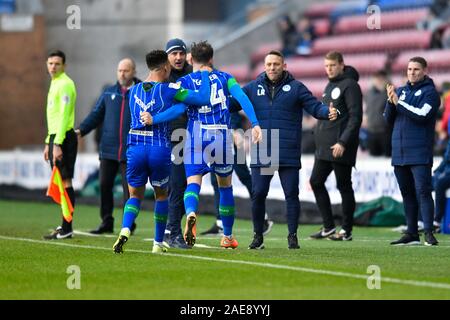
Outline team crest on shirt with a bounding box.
[282,85,291,92]
[111,94,116,100]
[331,87,341,99]
[257,84,265,96]
[62,95,70,104]
[169,82,181,89]
[399,90,406,101]
[414,90,422,96]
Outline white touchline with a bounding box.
[1,235,450,291]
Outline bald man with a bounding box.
[76,58,141,234]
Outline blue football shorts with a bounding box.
[184,126,234,178]
[126,144,171,188]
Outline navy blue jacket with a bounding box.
[384,76,440,166]
[243,71,330,168]
[79,78,141,162]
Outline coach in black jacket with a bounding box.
[309,51,362,241]
[76,58,141,234]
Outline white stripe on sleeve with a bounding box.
[397,100,432,117]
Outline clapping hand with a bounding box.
[386,84,398,105]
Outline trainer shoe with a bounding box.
[329,229,352,241]
[113,228,130,253]
[248,233,264,250]
[262,219,274,236]
[200,223,223,236]
[309,227,336,239]
[390,233,420,246]
[169,234,192,249]
[152,242,169,253]
[287,233,300,249]
[184,213,197,247]
[220,235,239,249]
[43,226,73,240]
[424,231,438,246]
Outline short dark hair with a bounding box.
[409,56,427,68]
[373,69,388,78]
[325,51,344,63]
[266,50,284,61]
[191,41,213,64]
[48,50,66,64]
[145,50,168,70]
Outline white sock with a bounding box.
[264,212,269,220]
[216,219,223,228]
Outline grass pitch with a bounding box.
[1,199,450,300]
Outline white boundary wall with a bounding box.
[0,151,427,203]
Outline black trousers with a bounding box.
[211,145,253,219]
[309,159,355,233]
[166,150,187,237]
[251,167,300,235]
[99,159,128,225]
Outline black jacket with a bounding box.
[314,65,363,166]
[79,78,141,162]
[168,63,193,142]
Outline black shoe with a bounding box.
[90,223,114,234]
[287,233,300,249]
[390,233,420,246]
[130,222,137,235]
[43,226,73,240]
[310,227,336,239]
[262,219,274,236]
[424,231,438,246]
[433,222,441,234]
[248,233,264,249]
[200,223,223,236]
[328,229,352,241]
[169,235,192,249]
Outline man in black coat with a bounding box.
[163,38,193,249]
[309,51,363,241]
[76,58,140,234]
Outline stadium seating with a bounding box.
[391,49,450,72]
[244,0,449,100]
[329,0,368,21]
[250,41,281,65]
[284,53,387,78]
[304,2,338,19]
[334,8,428,34]
[376,0,433,12]
[0,0,15,13]
[311,18,331,37]
[312,29,432,55]
[220,64,251,83]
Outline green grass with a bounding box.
[1,199,450,300]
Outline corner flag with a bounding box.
[46,166,73,222]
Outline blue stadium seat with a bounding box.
[0,0,15,14]
[376,0,433,11]
[329,0,368,21]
